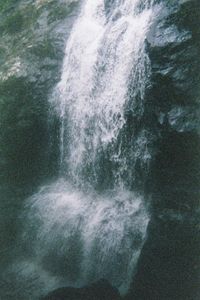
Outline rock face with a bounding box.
[0,0,80,188]
[127,1,200,299]
[41,279,121,300]
[0,0,80,296]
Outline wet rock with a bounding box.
[0,0,80,188]
[41,279,121,300]
[126,213,200,300]
[128,1,200,299]
[145,0,200,212]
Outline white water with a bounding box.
[23,180,149,293]
[55,0,153,187]
[18,0,155,296]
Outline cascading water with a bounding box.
[13,0,156,297]
[56,0,153,188]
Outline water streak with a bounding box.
[55,0,153,188]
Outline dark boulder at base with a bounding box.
[41,279,121,300]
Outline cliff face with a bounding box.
[128,1,200,299]
[0,0,80,188]
[0,0,80,294]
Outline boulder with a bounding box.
[41,279,121,300]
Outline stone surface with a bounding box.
[128,1,200,299]
[41,279,121,300]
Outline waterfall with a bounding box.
[56,0,153,189]
[20,0,155,296]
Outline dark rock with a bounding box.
[126,213,200,300]
[41,279,121,300]
[0,0,80,189]
[128,1,200,299]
